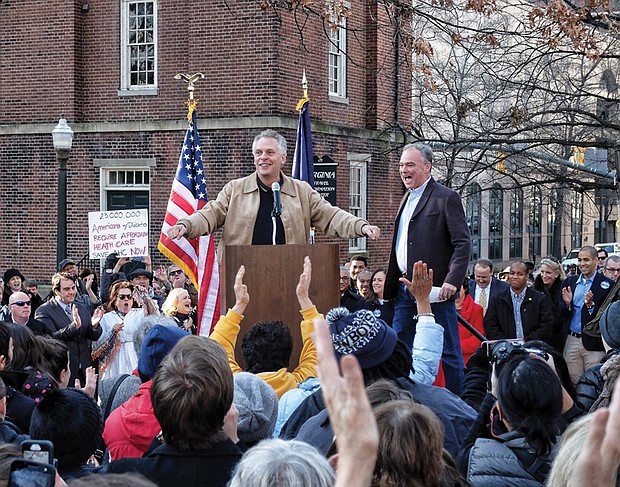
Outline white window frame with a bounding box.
[328,19,348,103]
[348,154,369,253]
[93,158,155,211]
[119,0,159,96]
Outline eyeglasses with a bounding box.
[117,294,133,300]
[605,267,620,274]
[169,270,183,277]
[339,276,350,281]
[10,301,30,307]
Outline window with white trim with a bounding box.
[119,0,158,96]
[348,154,368,253]
[328,19,347,101]
[93,159,154,211]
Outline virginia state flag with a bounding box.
[292,98,315,187]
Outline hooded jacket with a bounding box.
[102,380,159,460]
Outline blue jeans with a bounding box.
[393,283,464,395]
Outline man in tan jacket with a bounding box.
[167,130,380,254]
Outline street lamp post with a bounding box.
[52,115,74,267]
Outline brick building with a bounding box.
[0,0,413,283]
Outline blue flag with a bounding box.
[292,99,314,187]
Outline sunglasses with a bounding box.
[117,294,133,300]
[169,270,184,277]
[10,301,31,307]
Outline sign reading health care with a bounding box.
[89,209,149,259]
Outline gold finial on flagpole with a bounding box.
[296,70,309,111]
[174,72,205,120]
[302,69,308,99]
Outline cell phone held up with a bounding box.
[8,459,55,487]
[21,440,54,465]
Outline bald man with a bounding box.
[6,291,49,336]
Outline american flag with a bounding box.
[158,107,220,336]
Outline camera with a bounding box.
[482,339,548,365]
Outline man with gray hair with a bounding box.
[167,129,380,257]
[384,143,471,395]
[339,265,371,312]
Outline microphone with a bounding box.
[271,182,282,216]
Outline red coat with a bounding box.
[458,294,485,366]
[103,380,160,461]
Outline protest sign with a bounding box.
[89,209,149,259]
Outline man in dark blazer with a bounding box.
[468,258,510,315]
[484,261,554,342]
[385,143,471,395]
[35,272,103,386]
[559,246,614,384]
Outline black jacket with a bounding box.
[533,275,564,351]
[339,289,371,313]
[576,349,620,412]
[35,299,102,385]
[0,370,35,434]
[484,287,554,343]
[108,439,242,487]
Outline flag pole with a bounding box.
[159,72,221,336]
[292,70,315,243]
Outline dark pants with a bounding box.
[393,283,464,395]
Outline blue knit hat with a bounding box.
[138,324,189,380]
[326,307,398,369]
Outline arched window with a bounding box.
[465,183,482,261]
[509,188,523,259]
[488,185,503,260]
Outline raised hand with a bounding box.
[232,265,249,315]
[296,256,312,309]
[91,306,105,329]
[312,317,379,486]
[75,366,97,398]
[72,306,82,329]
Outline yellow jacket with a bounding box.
[210,306,320,399]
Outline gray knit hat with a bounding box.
[233,372,278,444]
[601,301,620,350]
[98,374,142,418]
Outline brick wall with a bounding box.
[0,0,410,283]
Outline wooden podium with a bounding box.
[220,244,340,370]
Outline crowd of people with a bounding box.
[2,130,620,486]
[0,248,617,486]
